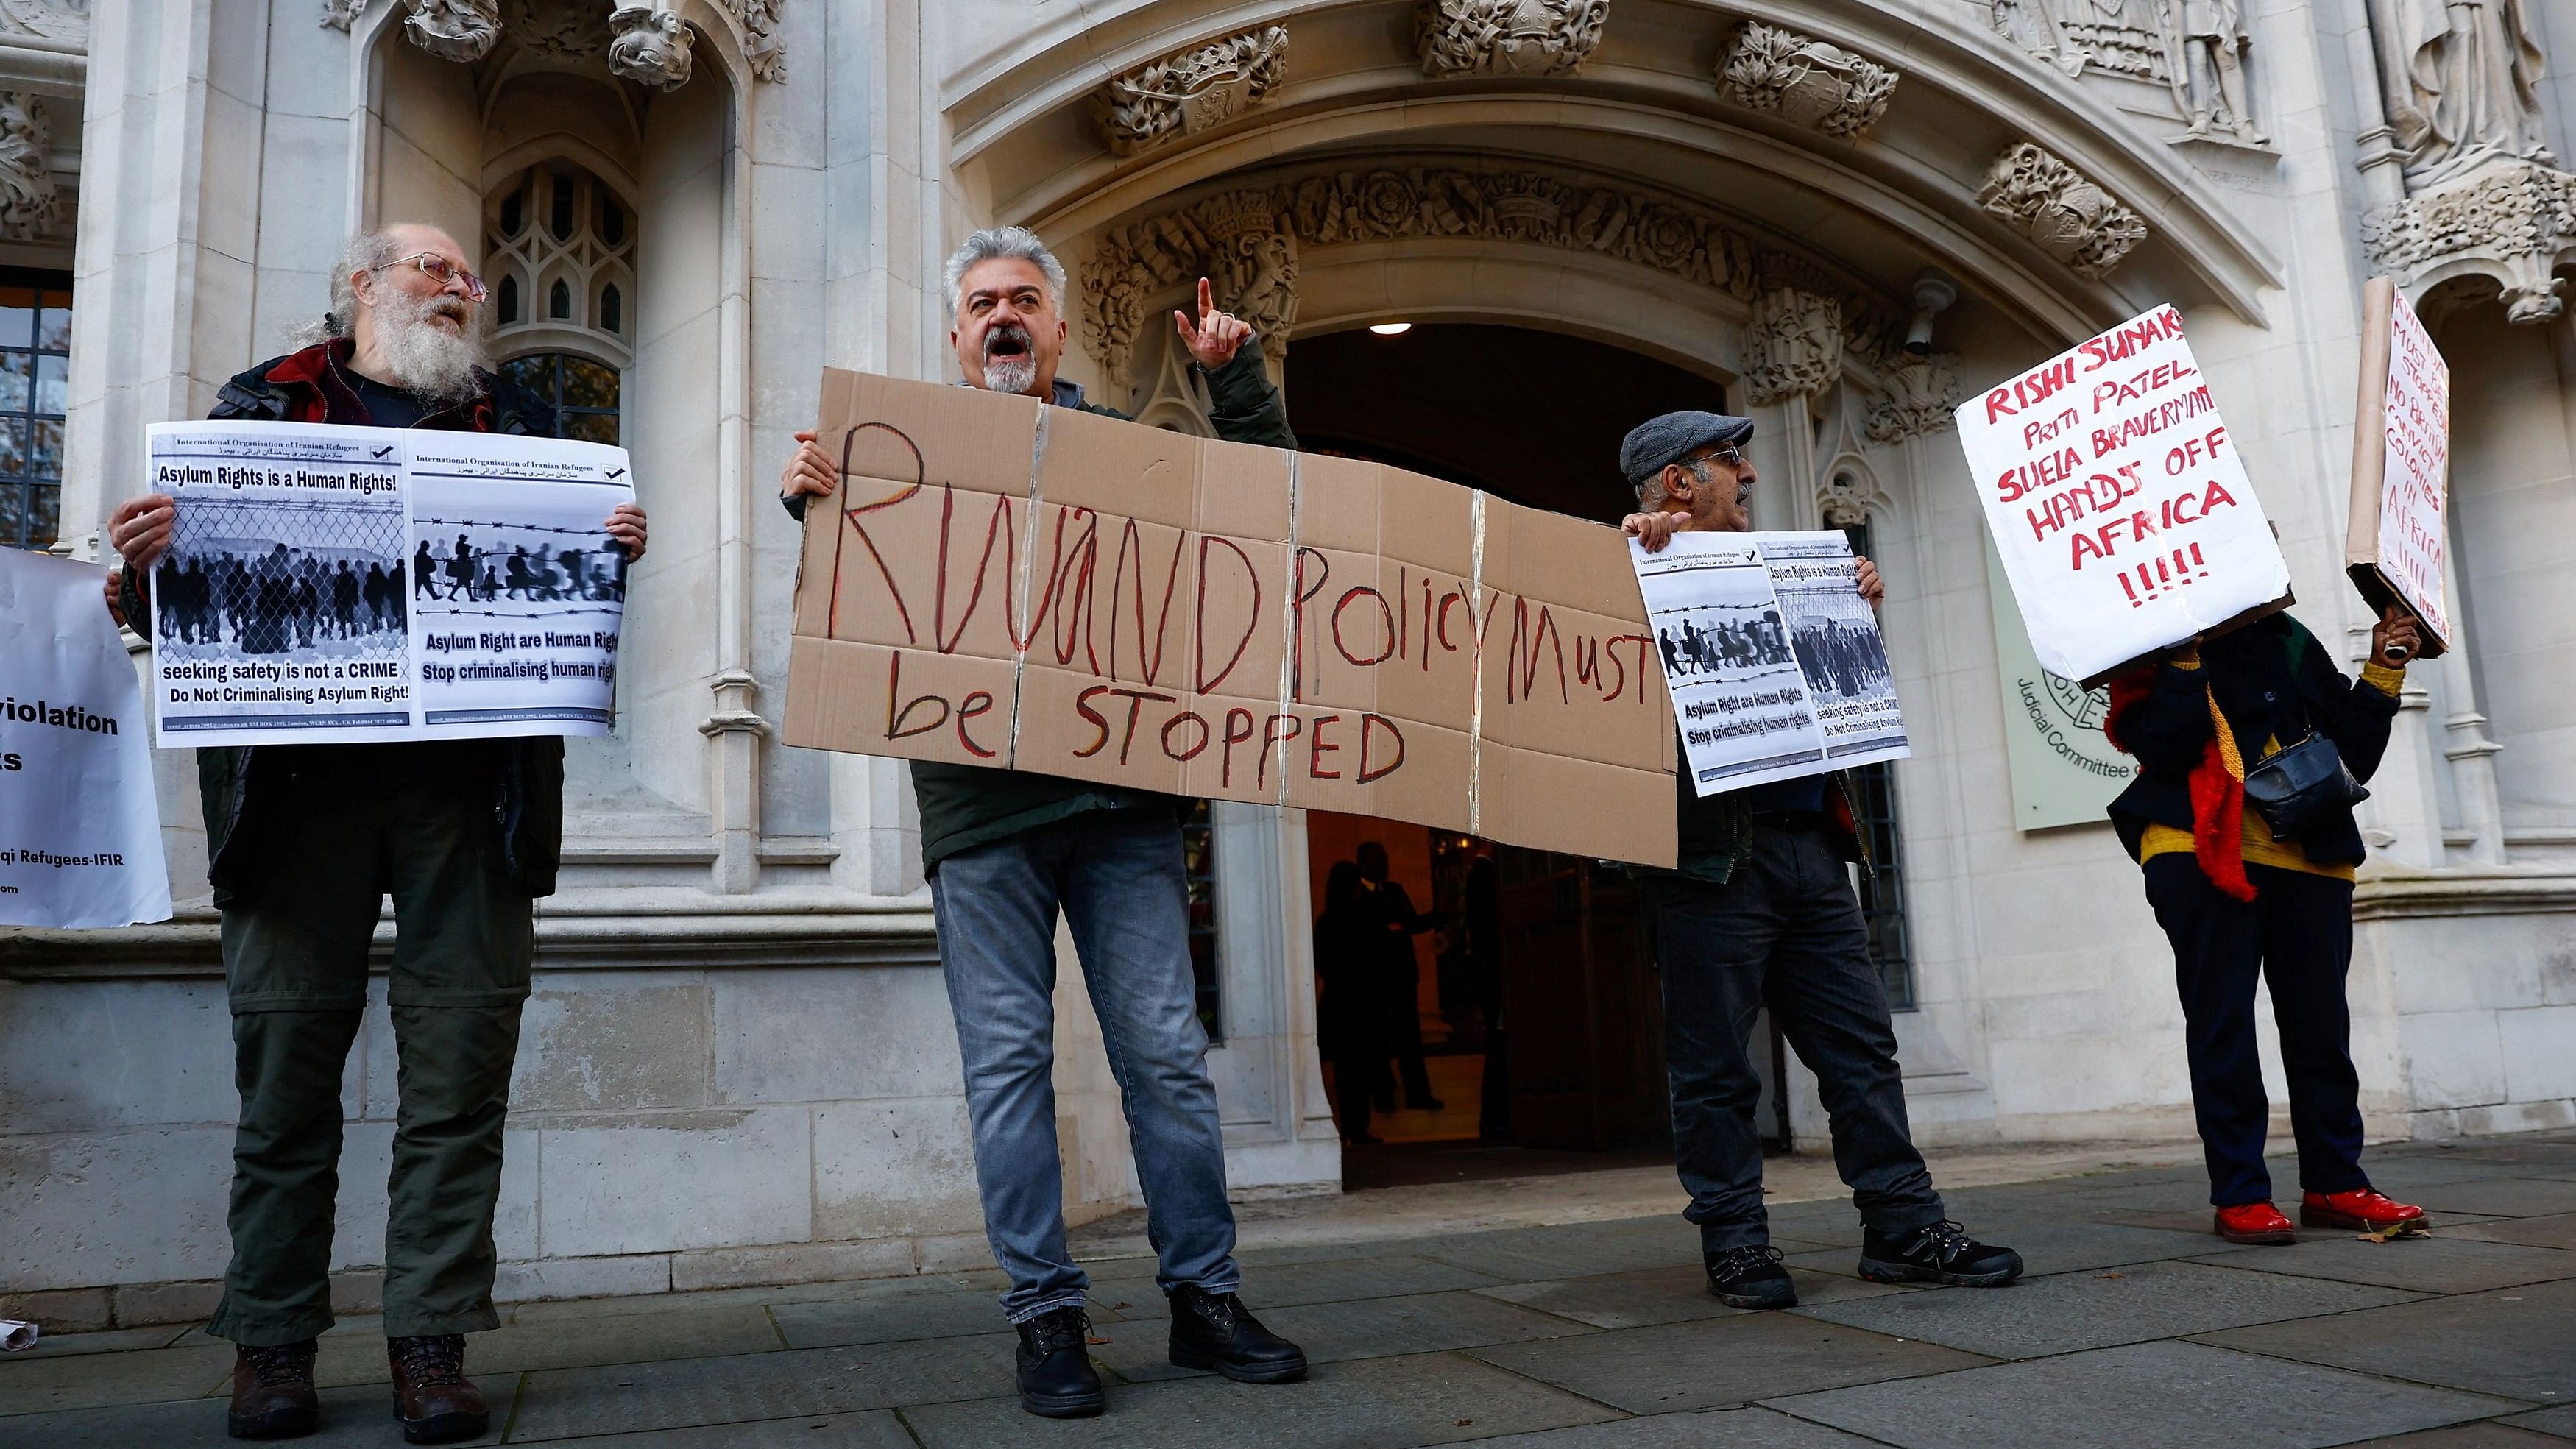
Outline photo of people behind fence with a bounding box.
[1655,608,1792,678]
[153,496,407,661]
[411,523,625,612]
[1791,616,1892,704]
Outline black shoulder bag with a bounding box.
[2237,632,2369,841]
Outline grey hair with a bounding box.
[290,228,408,346]
[942,227,1066,320]
[1633,456,1708,511]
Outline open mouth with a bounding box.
[985,325,1032,363]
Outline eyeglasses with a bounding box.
[1687,444,1748,472]
[378,252,488,302]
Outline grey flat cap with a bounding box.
[1620,411,1755,485]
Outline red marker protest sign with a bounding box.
[1955,304,2291,687]
[2345,276,2451,658]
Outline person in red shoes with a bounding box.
[2103,606,2429,1246]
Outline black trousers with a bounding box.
[1641,825,1942,1252]
[2142,855,2371,1208]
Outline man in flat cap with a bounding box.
[1620,411,2022,1309]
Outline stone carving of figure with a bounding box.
[2370,0,2552,185]
[2176,0,2264,142]
[1986,0,2078,76]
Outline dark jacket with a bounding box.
[120,339,570,904]
[1665,757,1869,886]
[2104,613,2398,869]
[784,349,1295,869]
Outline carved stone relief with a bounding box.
[0,0,86,43]
[1978,142,2148,277]
[2367,0,2552,190]
[1720,23,1897,138]
[2363,160,2576,323]
[2174,0,2262,144]
[322,0,784,82]
[1742,288,1842,404]
[0,91,57,242]
[1864,357,1964,442]
[607,1,693,89]
[503,0,605,59]
[1417,0,1607,79]
[1083,161,1922,408]
[723,0,785,82]
[1979,0,2267,147]
[1095,26,1288,157]
[404,0,500,62]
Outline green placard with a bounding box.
[1984,537,2133,830]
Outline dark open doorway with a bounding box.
[1288,323,1785,1190]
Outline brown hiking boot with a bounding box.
[227,1339,319,1439]
[387,1333,487,1444]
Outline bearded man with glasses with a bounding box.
[1618,411,2022,1312]
[105,224,647,1445]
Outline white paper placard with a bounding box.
[1954,305,2290,684]
[144,422,633,748]
[1632,530,1909,796]
[2346,276,2452,651]
[0,548,173,928]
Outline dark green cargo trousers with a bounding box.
[207,748,534,1347]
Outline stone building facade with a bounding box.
[3,0,2573,1329]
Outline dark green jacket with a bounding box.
[785,350,1295,869]
[119,341,569,904]
[1666,757,1869,885]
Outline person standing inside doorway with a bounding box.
[105,224,648,1445]
[2103,609,2428,1244]
[1355,840,1444,1113]
[1314,860,1387,1144]
[778,227,1306,1420]
[1618,410,2023,1310]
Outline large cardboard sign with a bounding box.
[0,548,171,928]
[782,370,1677,867]
[1954,305,2291,687]
[2346,276,2452,656]
[1631,531,1909,796]
[145,422,634,748]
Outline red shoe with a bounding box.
[2301,1188,2424,1232]
[2214,1201,2298,1244]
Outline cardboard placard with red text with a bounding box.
[2345,276,2452,656]
[782,369,1677,866]
[1954,305,2292,687]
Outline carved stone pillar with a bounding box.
[701,669,769,893]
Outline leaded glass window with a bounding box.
[500,354,622,446]
[0,272,71,550]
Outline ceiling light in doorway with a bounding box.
[1369,322,1413,336]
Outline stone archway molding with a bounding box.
[1078,155,1966,439]
[952,0,2280,331]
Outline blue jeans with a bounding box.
[1641,823,1945,1252]
[928,807,1240,1322]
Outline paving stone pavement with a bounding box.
[5,1133,2572,1446]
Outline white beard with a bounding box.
[372,288,489,405]
[982,355,1037,394]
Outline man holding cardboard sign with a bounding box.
[1619,411,2023,1311]
[779,227,1305,1418]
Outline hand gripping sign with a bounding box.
[2346,276,2452,658]
[1954,305,2291,687]
[781,369,1679,867]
